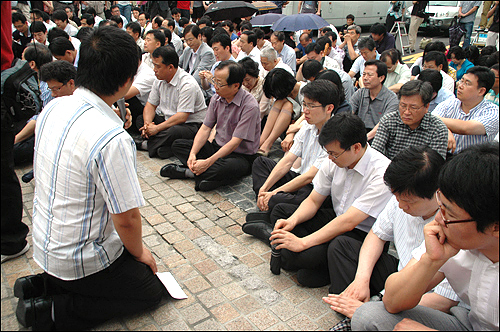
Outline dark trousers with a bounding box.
[252,156,313,212]
[179,8,190,20]
[172,139,257,186]
[328,235,398,295]
[386,14,397,32]
[269,203,337,272]
[13,135,34,166]
[41,249,165,330]
[1,128,29,255]
[125,96,144,136]
[136,114,201,158]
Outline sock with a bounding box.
[185,169,195,178]
[141,140,148,150]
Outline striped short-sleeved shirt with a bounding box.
[432,97,499,154]
[33,87,145,281]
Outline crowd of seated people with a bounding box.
[5,2,499,330]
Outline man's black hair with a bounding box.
[239,21,253,32]
[324,31,337,42]
[23,43,53,70]
[81,13,95,26]
[152,45,179,68]
[215,60,246,89]
[322,27,333,33]
[370,23,386,36]
[171,8,181,15]
[47,27,70,43]
[210,32,231,49]
[492,63,499,71]
[146,29,166,47]
[423,41,447,56]
[178,17,190,28]
[417,69,443,94]
[40,60,77,83]
[159,27,172,44]
[380,48,403,65]
[221,20,234,32]
[319,113,367,149]
[201,26,214,44]
[465,45,480,65]
[166,18,175,28]
[132,6,141,12]
[12,12,27,24]
[305,42,323,56]
[316,36,332,51]
[364,59,387,84]
[302,59,323,80]
[316,70,346,104]
[346,14,355,20]
[465,66,495,96]
[153,16,164,27]
[52,9,69,23]
[75,26,139,96]
[48,37,75,56]
[263,68,297,100]
[449,46,466,60]
[398,80,434,105]
[272,31,285,42]
[241,31,257,48]
[384,146,445,199]
[30,21,47,34]
[481,45,497,57]
[357,36,376,51]
[197,17,212,27]
[302,79,340,111]
[64,5,73,13]
[139,11,150,20]
[75,27,93,41]
[126,22,142,35]
[438,142,499,233]
[41,11,50,22]
[239,56,260,78]
[110,4,119,11]
[30,9,44,20]
[85,7,97,17]
[486,51,499,68]
[253,28,265,40]
[109,15,123,26]
[183,24,200,38]
[423,51,449,73]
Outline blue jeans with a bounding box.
[118,3,131,24]
[460,21,474,48]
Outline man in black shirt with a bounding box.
[409,1,429,52]
[12,12,32,59]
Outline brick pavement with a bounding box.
[2,142,343,331]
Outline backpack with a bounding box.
[1,58,42,130]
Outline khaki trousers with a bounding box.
[409,15,424,50]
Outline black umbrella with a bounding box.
[204,1,258,22]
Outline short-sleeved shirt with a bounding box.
[459,1,482,23]
[147,68,207,123]
[413,244,499,330]
[277,44,297,74]
[203,88,261,155]
[289,123,328,174]
[132,61,156,106]
[33,87,144,280]
[372,111,449,160]
[312,145,392,233]
[375,33,396,54]
[350,85,400,129]
[373,196,460,301]
[384,62,411,88]
[432,97,499,154]
[428,87,455,113]
[350,52,381,75]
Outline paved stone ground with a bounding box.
[2,140,343,331]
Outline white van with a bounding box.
[403,1,460,32]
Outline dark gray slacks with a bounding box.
[328,235,398,295]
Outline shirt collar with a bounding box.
[216,87,245,106]
[168,68,183,86]
[74,87,123,127]
[352,145,374,177]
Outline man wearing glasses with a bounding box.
[372,80,448,160]
[432,66,498,158]
[352,142,498,331]
[268,113,392,288]
[161,61,261,192]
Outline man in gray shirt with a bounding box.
[459,1,482,48]
[350,59,399,141]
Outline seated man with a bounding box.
[14,26,165,331]
[52,9,78,37]
[244,80,337,236]
[380,48,410,93]
[235,31,264,74]
[270,31,297,74]
[179,24,216,99]
[372,80,449,160]
[348,37,381,86]
[350,60,399,141]
[338,24,361,71]
[142,29,165,69]
[324,31,345,70]
[161,61,261,192]
[260,46,294,77]
[30,21,48,46]
[295,32,312,66]
[110,4,128,27]
[136,46,207,159]
[126,21,144,52]
[324,146,460,330]
[48,37,79,68]
[421,51,455,93]
[269,113,393,287]
[370,23,395,54]
[164,18,184,57]
[352,142,499,331]
[417,68,455,113]
[432,66,498,156]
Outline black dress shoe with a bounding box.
[160,164,188,178]
[196,179,232,191]
[14,275,45,300]
[22,169,34,183]
[245,211,271,223]
[16,296,54,330]
[242,221,273,246]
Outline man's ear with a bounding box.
[28,60,37,70]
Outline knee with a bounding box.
[269,203,294,224]
[328,235,354,258]
[351,301,389,331]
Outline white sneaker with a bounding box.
[1,243,30,264]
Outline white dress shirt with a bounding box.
[132,61,156,106]
[289,123,328,174]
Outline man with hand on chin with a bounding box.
[352,142,499,331]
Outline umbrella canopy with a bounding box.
[250,13,284,27]
[271,13,330,32]
[252,1,278,11]
[204,1,258,22]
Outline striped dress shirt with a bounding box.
[432,97,499,154]
[33,87,145,280]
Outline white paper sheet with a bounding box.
[156,272,188,300]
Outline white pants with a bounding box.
[409,16,425,50]
[486,31,499,50]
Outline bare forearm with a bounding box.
[190,125,212,156]
[274,166,317,194]
[143,103,157,123]
[439,118,486,135]
[288,192,325,226]
[14,120,36,144]
[261,156,296,192]
[156,112,189,131]
[354,230,387,282]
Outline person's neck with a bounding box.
[458,59,465,67]
[192,42,201,52]
[315,117,328,131]
[493,86,499,95]
[221,53,231,61]
[97,93,118,108]
[460,96,483,113]
[348,146,367,169]
[277,44,284,53]
[224,90,238,104]
[422,201,439,221]
[479,241,499,263]
[369,84,383,99]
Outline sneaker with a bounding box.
[1,243,30,264]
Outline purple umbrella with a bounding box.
[250,13,284,27]
[271,13,330,31]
